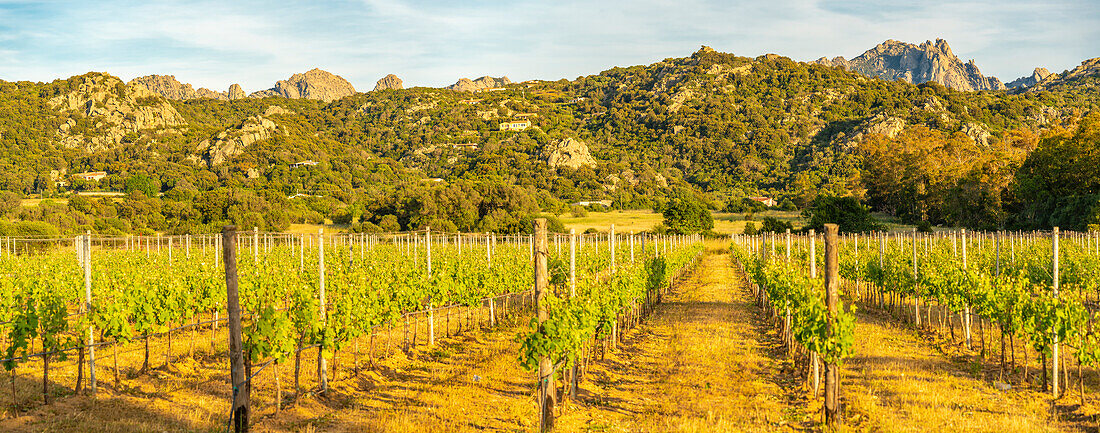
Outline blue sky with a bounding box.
[0,0,1096,92]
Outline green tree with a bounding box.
[661,191,713,234]
[124,174,160,198]
[1008,114,1100,230]
[802,196,882,233]
[759,216,793,233]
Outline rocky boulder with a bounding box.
[199,115,281,165]
[863,115,907,137]
[544,137,596,169]
[373,74,403,91]
[249,68,356,102]
[263,105,295,116]
[447,76,511,92]
[814,39,1004,91]
[961,122,992,146]
[50,73,186,149]
[834,114,907,149]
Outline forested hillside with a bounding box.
[0,46,1097,235]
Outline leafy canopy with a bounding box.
[660,190,713,234]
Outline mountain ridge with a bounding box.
[813,39,1004,91]
[0,44,1097,234]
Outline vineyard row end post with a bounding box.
[84,231,96,395]
[824,223,840,428]
[534,218,555,432]
[223,226,249,433]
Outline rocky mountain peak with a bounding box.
[447,76,511,92]
[50,73,186,149]
[128,75,231,100]
[249,68,356,102]
[373,74,403,91]
[814,39,1004,91]
[693,45,717,57]
[1006,67,1053,89]
[228,83,245,100]
[1025,57,1100,92]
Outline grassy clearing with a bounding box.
[19,198,69,207]
[556,209,805,235]
[285,223,348,234]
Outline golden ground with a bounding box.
[0,248,1088,432]
[841,309,1065,432]
[557,209,805,235]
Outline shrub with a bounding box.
[802,196,883,233]
[759,216,793,233]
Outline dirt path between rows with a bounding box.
[557,249,806,432]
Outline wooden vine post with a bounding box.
[913,228,920,328]
[1053,227,1060,398]
[569,228,578,399]
[83,232,97,395]
[223,226,249,433]
[809,229,818,395]
[534,218,555,432]
[962,229,972,349]
[428,227,436,345]
[823,223,840,428]
[318,229,328,393]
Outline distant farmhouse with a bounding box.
[72,171,107,182]
[499,120,531,131]
[748,196,777,207]
[290,160,319,169]
[573,200,613,207]
[451,143,479,150]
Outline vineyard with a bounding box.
[0,225,703,431]
[730,227,1100,430]
[6,224,1100,432]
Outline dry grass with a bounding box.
[841,309,1067,432]
[284,224,347,234]
[556,209,805,235]
[19,198,69,207]
[0,301,533,433]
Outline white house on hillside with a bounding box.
[499,120,531,131]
